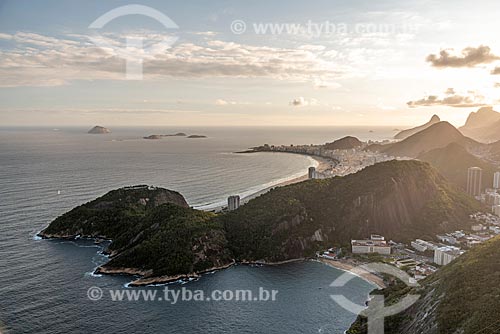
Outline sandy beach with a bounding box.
[318,258,386,289]
[208,154,333,212]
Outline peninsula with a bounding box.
[39,160,481,285]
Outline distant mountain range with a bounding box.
[459,106,500,142]
[375,121,479,158]
[394,115,441,140]
[395,107,500,143]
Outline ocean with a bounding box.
[0,126,395,333]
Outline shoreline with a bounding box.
[317,258,386,289]
[201,153,333,212]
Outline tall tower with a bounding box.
[308,167,316,180]
[494,172,500,189]
[467,167,483,197]
[228,195,240,211]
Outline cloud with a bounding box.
[289,97,319,107]
[426,45,500,68]
[407,89,486,108]
[0,31,346,87]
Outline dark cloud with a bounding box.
[408,89,486,108]
[426,45,500,68]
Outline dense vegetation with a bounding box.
[347,236,500,334]
[418,142,496,190]
[41,186,232,277]
[41,161,482,278]
[220,160,482,261]
[323,136,363,150]
[105,204,232,276]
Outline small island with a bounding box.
[88,126,111,134]
[142,133,207,140]
[143,133,187,140]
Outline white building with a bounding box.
[434,246,465,266]
[351,235,391,255]
[494,172,500,189]
[411,239,438,252]
[308,167,317,179]
[436,234,457,245]
[494,205,500,217]
[227,195,240,211]
[471,223,485,232]
[467,167,482,197]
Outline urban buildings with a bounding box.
[467,167,483,197]
[227,195,240,211]
[351,235,391,255]
[494,171,500,189]
[411,239,439,252]
[494,205,500,217]
[434,246,465,266]
[308,166,317,179]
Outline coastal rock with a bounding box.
[88,126,111,134]
[323,136,363,150]
[143,133,187,140]
[187,135,207,138]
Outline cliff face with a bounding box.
[459,107,500,143]
[220,160,482,262]
[348,236,500,334]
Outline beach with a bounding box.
[319,258,386,289]
[209,154,334,212]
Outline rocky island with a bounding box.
[143,133,187,140]
[87,125,111,134]
[39,161,482,285]
[187,135,207,138]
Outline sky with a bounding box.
[1,0,500,127]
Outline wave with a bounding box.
[194,156,318,210]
